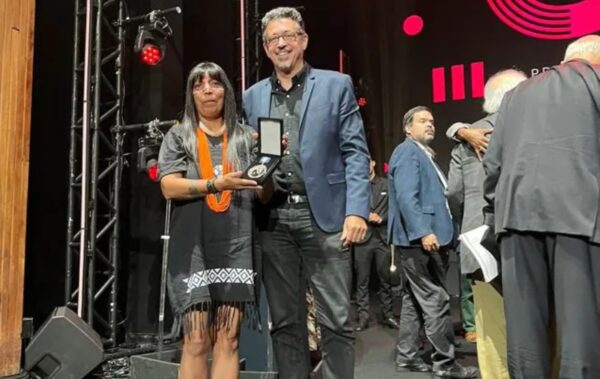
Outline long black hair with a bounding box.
[180,62,252,170]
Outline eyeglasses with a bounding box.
[193,80,224,92]
[265,31,305,47]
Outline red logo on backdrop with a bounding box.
[487,0,600,40]
[431,62,485,103]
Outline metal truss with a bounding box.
[246,0,262,86]
[239,0,262,95]
[65,0,125,347]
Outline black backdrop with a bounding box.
[25,0,591,340]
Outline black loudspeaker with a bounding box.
[25,307,104,379]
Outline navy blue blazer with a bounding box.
[243,68,371,233]
[388,138,454,247]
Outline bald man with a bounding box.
[483,35,600,379]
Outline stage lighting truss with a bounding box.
[134,16,173,66]
[66,1,180,348]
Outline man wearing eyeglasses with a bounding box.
[243,6,371,379]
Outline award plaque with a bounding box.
[242,117,283,184]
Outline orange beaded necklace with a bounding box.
[196,128,231,213]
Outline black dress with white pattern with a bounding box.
[158,125,257,332]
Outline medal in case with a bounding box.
[242,118,283,184]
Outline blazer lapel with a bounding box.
[259,80,272,120]
[409,138,447,188]
[299,72,316,131]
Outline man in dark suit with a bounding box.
[388,106,478,378]
[353,159,398,332]
[483,35,600,379]
[243,7,370,379]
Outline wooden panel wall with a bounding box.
[0,0,36,375]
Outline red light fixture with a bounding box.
[137,143,160,182]
[147,162,160,181]
[134,20,171,67]
[140,43,162,66]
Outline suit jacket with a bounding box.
[447,114,496,273]
[243,67,371,232]
[483,60,600,243]
[388,138,454,247]
[447,114,496,233]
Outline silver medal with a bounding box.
[247,164,268,179]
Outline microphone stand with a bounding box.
[157,199,172,359]
[390,245,397,273]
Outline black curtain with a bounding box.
[345,0,415,168]
[25,0,74,330]
[123,0,184,340]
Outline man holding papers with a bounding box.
[447,69,527,379]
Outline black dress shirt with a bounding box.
[269,64,310,195]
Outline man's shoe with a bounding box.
[380,317,400,329]
[354,318,369,332]
[464,331,477,343]
[395,359,432,373]
[433,363,480,378]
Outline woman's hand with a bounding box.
[214,172,260,191]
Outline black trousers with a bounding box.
[260,204,354,379]
[501,231,600,379]
[395,246,455,370]
[354,234,394,321]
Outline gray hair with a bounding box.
[402,105,432,134]
[482,69,527,114]
[564,34,600,62]
[261,7,305,42]
[180,62,253,171]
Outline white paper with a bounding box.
[459,225,499,282]
[260,119,282,156]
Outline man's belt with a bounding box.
[286,193,308,204]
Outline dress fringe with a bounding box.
[180,300,260,337]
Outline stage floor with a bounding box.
[90,295,479,378]
[354,321,478,379]
[353,289,478,378]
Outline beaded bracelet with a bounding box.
[206,179,218,194]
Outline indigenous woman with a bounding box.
[158,62,261,379]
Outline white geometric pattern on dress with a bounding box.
[182,268,254,293]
